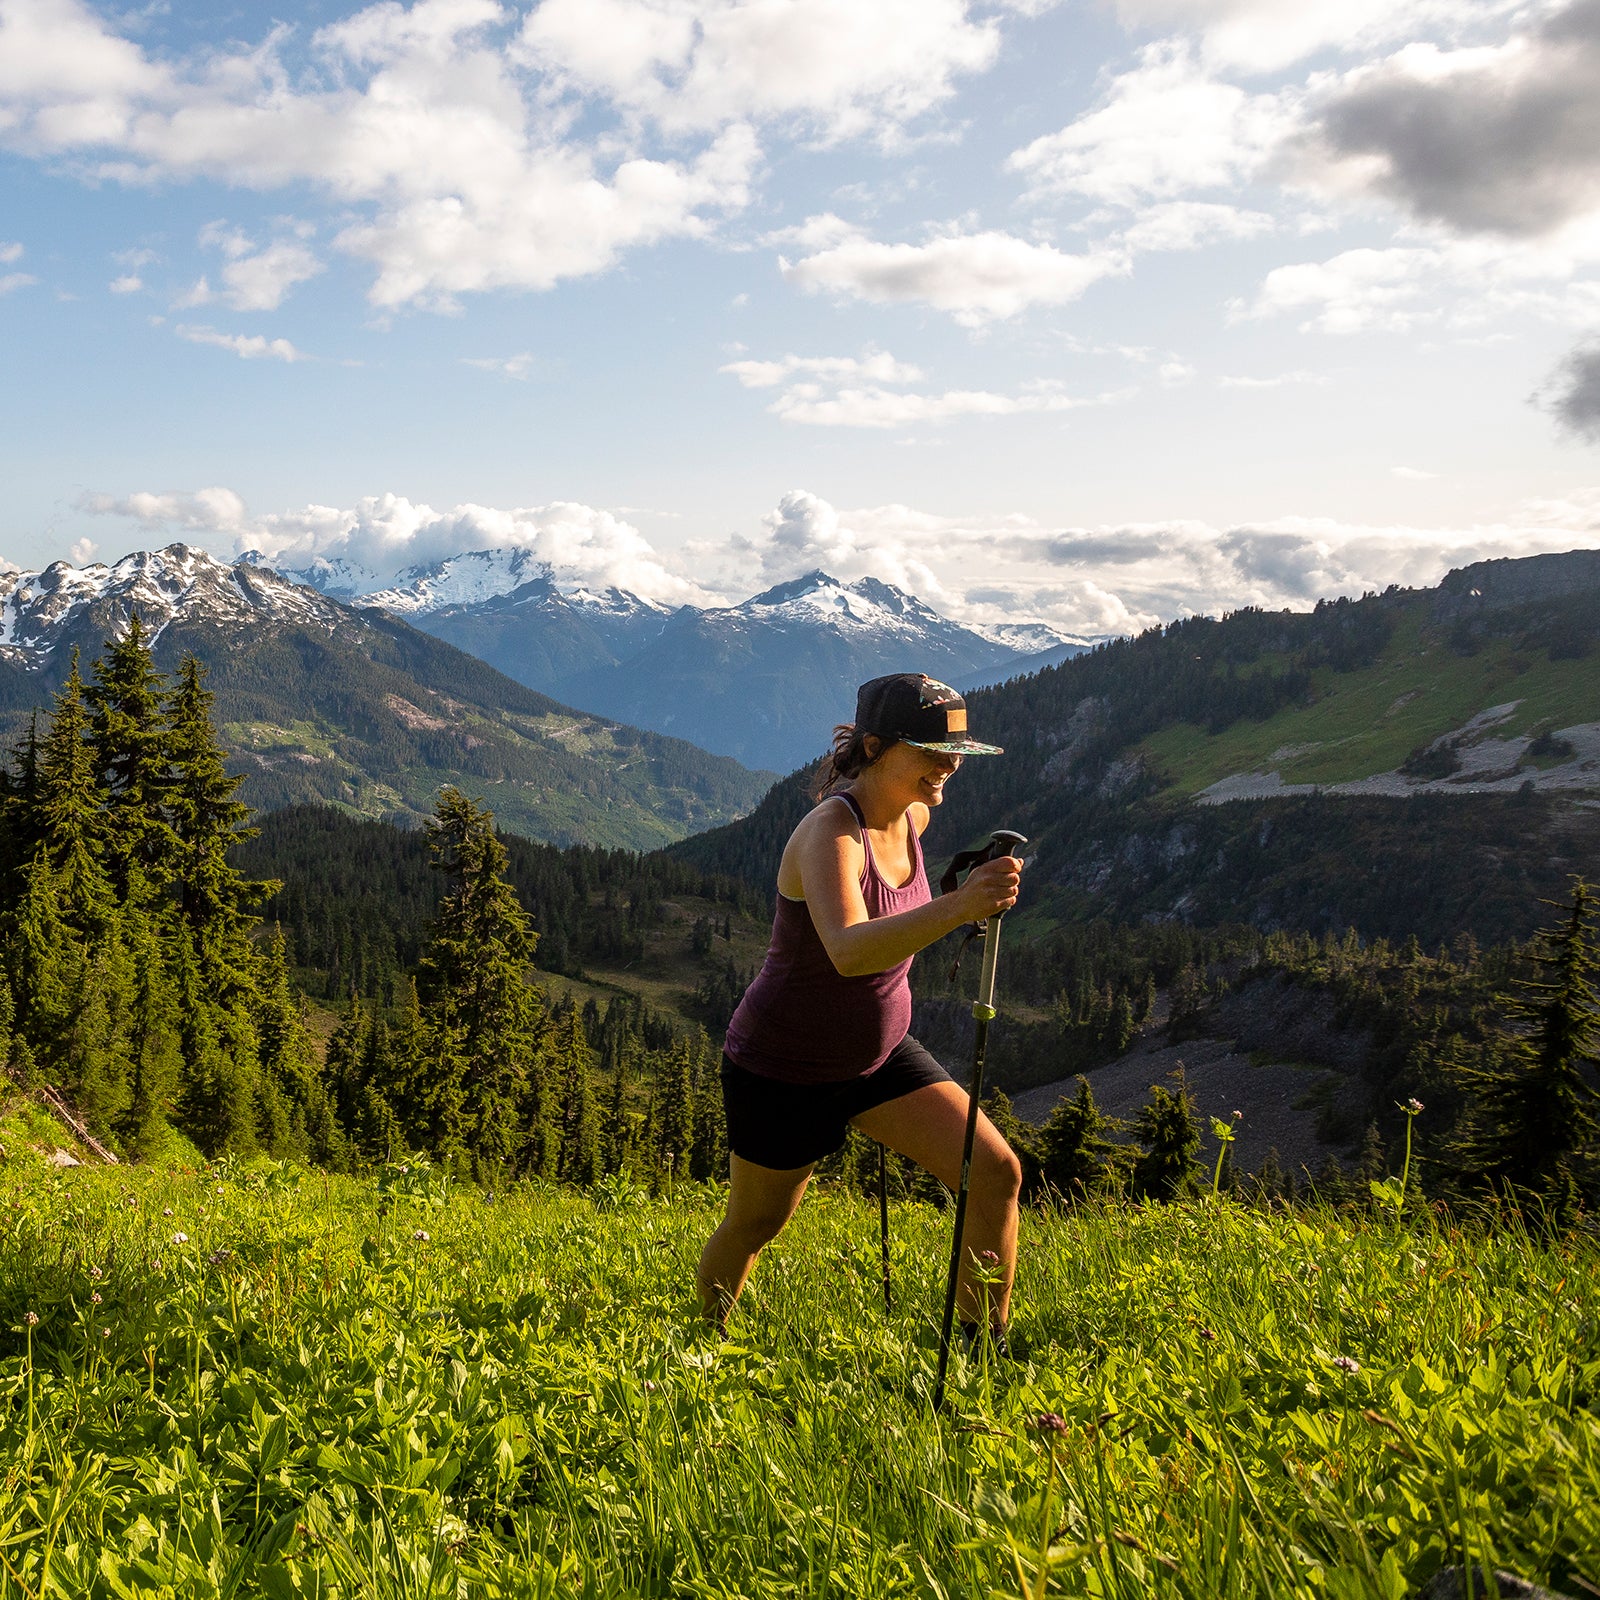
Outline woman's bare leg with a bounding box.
[696,1154,815,1328]
[851,1081,1022,1328]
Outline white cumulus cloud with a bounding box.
[718,350,924,388]
[1007,42,1297,206]
[82,487,716,605]
[516,0,999,144]
[198,224,324,312]
[175,324,305,361]
[781,227,1126,326]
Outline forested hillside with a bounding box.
[237,803,761,1002]
[672,553,1600,945]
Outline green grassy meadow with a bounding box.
[1139,618,1600,797]
[2,1147,1597,1599]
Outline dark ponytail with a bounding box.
[813,724,891,800]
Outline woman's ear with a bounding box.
[861,734,885,761]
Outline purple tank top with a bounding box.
[725,792,931,1084]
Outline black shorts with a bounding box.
[720,1035,954,1171]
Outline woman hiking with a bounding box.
[696,673,1024,1349]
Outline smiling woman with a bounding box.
[695,672,1025,1345]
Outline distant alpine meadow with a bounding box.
[2,1144,1596,1599]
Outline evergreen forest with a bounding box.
[4,622,1599,1224]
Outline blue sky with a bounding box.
[3,0,1599,636]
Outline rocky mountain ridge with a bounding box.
[0,544,772,850]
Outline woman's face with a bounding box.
[870,739,962,807]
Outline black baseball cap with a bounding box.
[855,674,1003,755]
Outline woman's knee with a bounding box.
[722,1206,793,1250]
[972,1143,1023,1210]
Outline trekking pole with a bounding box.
[878,1145,893,1315]
[933,828,1027,1413]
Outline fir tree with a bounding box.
[553,1008,602,1185]
[1132,1075,1201,1202]
[602,1040,633,1176]
[170,930,259,1155]
[5,855,78,1059]
[167,655,273,959]
[35,653,113,938]
[688,1032,728,1182]
[415,787,545,1176]
[256,925,343,1164]
[114,885,184,1158]
[88,614,178,900]
[655,1036,695,1178]
[1038,1078,1121,1202]
[1254,1147,1287,1205]
[1456,880,1600,1202]
[1355,1122,1386,1187]
[0,714,42,898]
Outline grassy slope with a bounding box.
[3,1152,1596,1598]
[1142,604,1600,796]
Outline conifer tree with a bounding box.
[655,1035,695,1178]
[35,653,114,938]
[170,930,259,1155]
[5,855,77,1058]
[1132,1075,1201,1201]
[602,1039,633,1175]
[0,714,41,897]
[1457,880,1600,1201]
[387,977,461,1157]
[256,925,343,1164]
[167,655,273,960]
[114,884,184,1158]
[415,787,545,1176]
[554,1007,602,1185]
[325,997,370,1147]
[688,1030,727,1182]
[1255,1147,1287,1205]
[62,927,130,1136]
[1038,1077,1121,1202]
[88,614,178,900]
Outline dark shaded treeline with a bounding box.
[316,788,731,1189]
[235,804,763,1004]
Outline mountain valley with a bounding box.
[275,550,1088,773]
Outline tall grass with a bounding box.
[1,1147,1596,1598]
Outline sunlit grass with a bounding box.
[1,1149,1596,1598]
[1140,620,1600,797]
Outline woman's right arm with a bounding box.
[790,807,1020,978]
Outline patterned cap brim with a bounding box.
[902,737,1004,755]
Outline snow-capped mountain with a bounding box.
[0,540,1087,779]
[0,544,771,849]
[356,548,557,614]
[971,619,1085,656]
[0,545,343,662]
[284,554,1092,772]
[541,568,1089,773]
